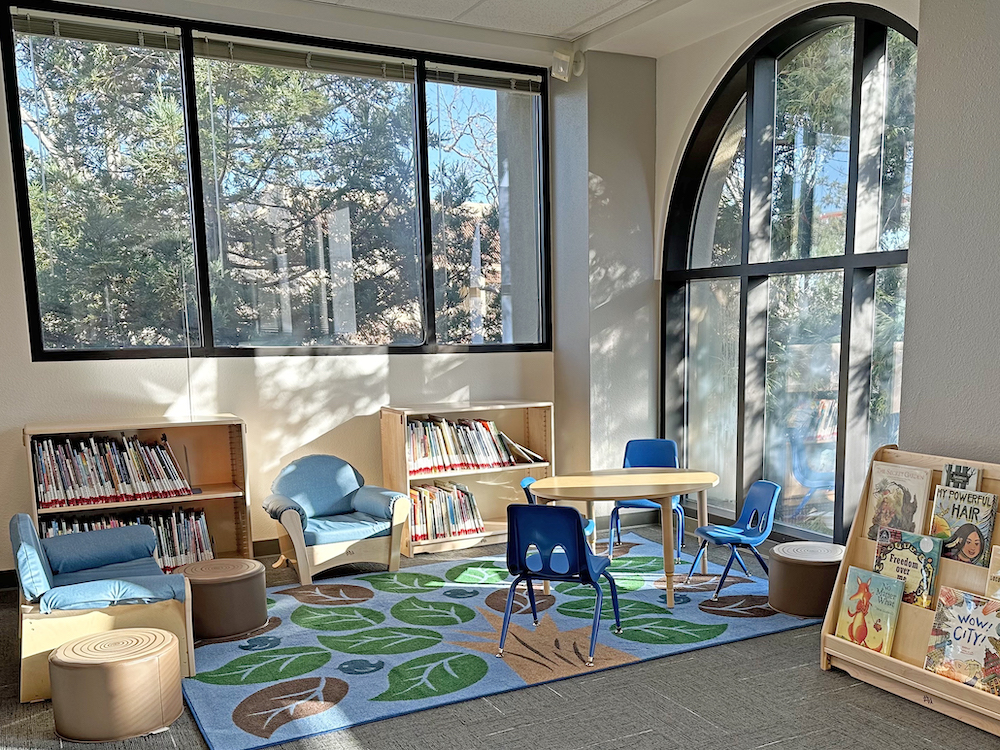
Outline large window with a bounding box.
[663,8,916,543]
[5,7,549,358]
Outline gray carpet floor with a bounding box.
[1,524,997,749]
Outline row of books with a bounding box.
[406,416,543,475]
[40,509,214,571]
[408,482,485,542]
[32,434,192,508]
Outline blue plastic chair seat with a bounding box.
[521,476,596,537]
[615,498,663,511]
[610,439,685,559]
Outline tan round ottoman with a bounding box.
[49,628,182,742]
[768,541,845,617]
[176,558,267,640]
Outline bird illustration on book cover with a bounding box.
[835,566,904,654]
[925,586,1000,695]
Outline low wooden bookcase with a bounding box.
[380,401,553,557]
[23,414,252,561]
[821,445,1000,736]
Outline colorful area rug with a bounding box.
[182,534,817,750]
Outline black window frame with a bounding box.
[661,4,917,545]
[2,0,553,361]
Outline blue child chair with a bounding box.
[685,480,781,600]
[520,476,597,538]
[497,504,622,667]
[609,439,684,559]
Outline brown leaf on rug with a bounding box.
[232,676,348,738]
[593,541,639,556]
[654,574,753,593]
[275,584,374,606]
[698,595,776,618]
[484,588,555,615]
[196,617,282,647]
[449,608,637,682]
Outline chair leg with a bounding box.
[712,547,739,601]
[674,506,684,552]
[748,545,769,576]
[685,541,709,583]
[608,507,620,560]
[496,575,524,658]
[731,547,749,575]
[524,576,540,626]
[603,571,623,634]
[587,583,604,667]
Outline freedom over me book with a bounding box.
[835,566,905,654]
[873,527,942,609]
[930,485,998,567]
[862,462,932,541]
[925,586,1000,694]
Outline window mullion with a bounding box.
[414,60,437,346]
[745,56,776,266]
[852,22,890,256]
[180,28,214,352]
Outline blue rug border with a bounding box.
[181,534,820,750]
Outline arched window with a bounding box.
[663,6,916,543]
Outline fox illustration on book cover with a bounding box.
[836,566,904,654]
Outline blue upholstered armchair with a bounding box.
[263,455,409,585]
[9,514,194,702]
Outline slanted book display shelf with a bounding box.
[23,415,252,563]
[380,402,553,557]
[821,446,1000,736]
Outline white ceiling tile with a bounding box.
[336,0,483,22]
[560,0,649,38]
[455,0,628,38]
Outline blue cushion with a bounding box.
[303,512,392,546]
[272,455,364,519]
[52,556,165,587]
[263,493,307,527]
[39,573,185,614]
[351,485,404,520]
[9,513,53,601]
[41,525,157,575]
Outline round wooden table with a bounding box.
[528,468,720,607]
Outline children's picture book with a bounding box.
[873,527,942,609]
[986,547,1000,599]
[925,586,1000,694]
[835,566,905,654]
[929,485,998,567]
[862,462,933,541]
[942,463,982,491]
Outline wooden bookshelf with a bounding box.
[23,415,251,560]
[380,401,553,557]
[821,445,1000,736]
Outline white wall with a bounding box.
[0,0,561,571]
[654,0,919,278]
[897,0,1000,459]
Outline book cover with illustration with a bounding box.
[835,565,905,654]
[942,463,982,491]
[929,485,998,567]
[986,546,1000,599]
[862,462,932,541]
[925,586,1000,694]
[873,527,942,609]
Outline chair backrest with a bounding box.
[520,476,537,504]
[506,504,591,581]
[734,480,781,540]
[9,513,53,601]
[272,455,364,519]
[623,439,679,469]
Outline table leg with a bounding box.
[662,498,675,609]
[698,489,709,574]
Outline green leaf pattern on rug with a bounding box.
[372,652,489,701]
[612,617,727,645]
[390,597,476,626]
[194,647,332,685]
[556,596,668,620]
[359,572,446,594]
[444,561,510,585]
[266,597,276,609]
[291,605,385,632]
[317,627,443,655]
[555,575,644,597]
[609,556,665,573]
